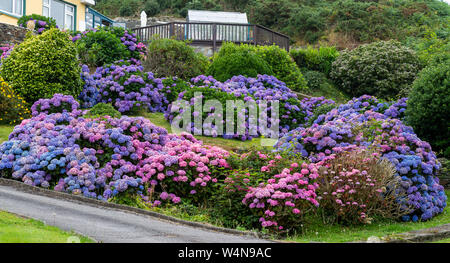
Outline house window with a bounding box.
[43,0,76,30]
[86,12,93,29]
[0,0,23,16]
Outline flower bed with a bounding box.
[0,95,229,205]
[275,95,447,221]
[166,75,323,140]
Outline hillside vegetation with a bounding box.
[95,0,450,49]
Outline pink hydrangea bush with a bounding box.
[212,149,306,230]
[242,162,320,231]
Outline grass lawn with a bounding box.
[433,238,450,243]
[287,190,450,243]
[140,112,264,151]
[0,125,13,143]
[0,211,94,243]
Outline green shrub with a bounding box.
[75,28,129,67]
[208,43,307,91]
[144,0,160,16]
[407,29,450,67]
[303,70,327,91]
[290,46,339,75]
[119,0,140,17]
[84,103,122,119]
[248,0,294,31]
[287,6,329,43]
[330,40,422,99]
[0,29,82,104]
[206,50,273,82]
[144,38,209,81]
[406,62,450,158]
[0,77,31,125]
[255,45,307,91]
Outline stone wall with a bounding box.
[0,23,29,46]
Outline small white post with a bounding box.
[141,11,147,27]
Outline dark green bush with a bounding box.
[208,43,307,91]
[119,0,140,16]
[330,40,422,99]
[144,0,161,16]
[206,50,273,82]
[211,168,267,230]
[287,6,329,43]
[144,38,209,81]
[406,62,450,158]
[303,70,328,91]
[248,0,294,31]
[290,46,339,75]
[84,103,122,119]
[255,45,307,91]
[0,29,82,104]
[76,28,129,67]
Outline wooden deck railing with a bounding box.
[132,22,290,52]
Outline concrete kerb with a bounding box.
[0,178,269,241]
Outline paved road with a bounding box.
[0,185,268,243]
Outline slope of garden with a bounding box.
[0,14,448,241]
[96,0,450,49]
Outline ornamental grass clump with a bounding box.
[0,77,30,125]
[317,147,410,225]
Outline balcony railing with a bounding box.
[132,22,290,53]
